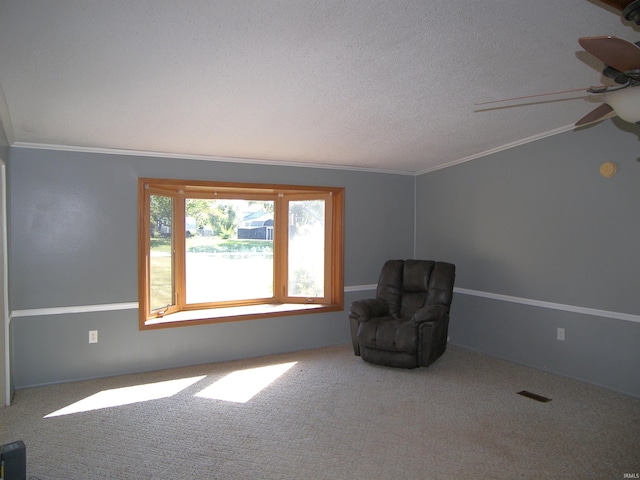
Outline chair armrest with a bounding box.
[349,299,388,322]
[410,304,449,325]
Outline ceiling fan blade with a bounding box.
[474,86,600,106]
[578,36,640,72]
[575,103,615,126]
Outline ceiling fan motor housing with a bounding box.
[603,66,631,84]
[623,0,640,24]
[604,88,640,124]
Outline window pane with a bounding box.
[288,200,325,297]
[185,198,274,304]
[149,195,174,311]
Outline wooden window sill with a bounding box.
[142,303,341,329]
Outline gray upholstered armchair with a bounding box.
[349,259,456,368]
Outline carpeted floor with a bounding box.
[2,343,640,479]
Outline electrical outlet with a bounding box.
[89,330,98,344]
[557,327,565,341]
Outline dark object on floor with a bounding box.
[349,259,455,368]
[518,390,552,403]
[0,440,27,480]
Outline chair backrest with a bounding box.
[376,259,455,318]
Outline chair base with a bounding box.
[357,343,448,369]
[359,346,419,369]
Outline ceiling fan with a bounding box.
[476,36,640,126]
[476,1,640,127]
[597,0,640,24]
[574,0,640,125]
[573,35,640,126]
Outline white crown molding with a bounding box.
[11,142,415,176]
[415,124,577,176]
[11,122,578,177]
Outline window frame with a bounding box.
[138,178,344,330]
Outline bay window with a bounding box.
[138,178,344,329]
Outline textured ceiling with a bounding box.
[0,0,638,174]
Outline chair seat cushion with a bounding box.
[356,316,418,354]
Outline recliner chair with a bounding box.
[349,259,455,368]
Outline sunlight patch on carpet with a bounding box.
[44,376,207,418]
[195,362,297,403]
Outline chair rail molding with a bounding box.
[8,287,640,324]
[454,287,640,324]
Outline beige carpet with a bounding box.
[3,344,639,480]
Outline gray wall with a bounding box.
[0,112,8,404]
[416,119,640,397]
[10,119,640,398]
[8,148,415,387]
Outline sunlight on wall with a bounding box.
[44,376,206,418]
[195,362,297,403]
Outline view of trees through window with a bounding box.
[149,196,174,311]
[184,198,275,304]
[148,194,326,310]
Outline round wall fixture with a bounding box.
[599,161,617,178]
